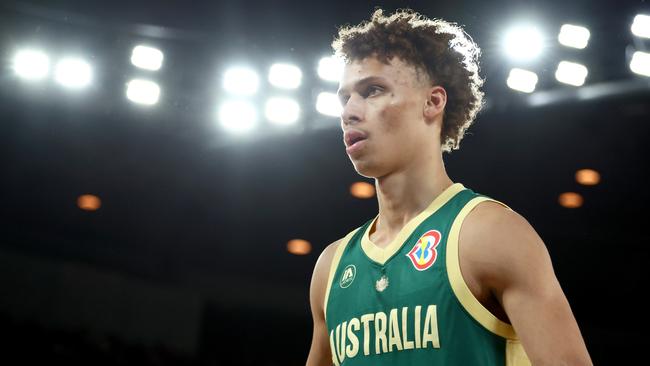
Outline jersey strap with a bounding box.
[446,195,531,366]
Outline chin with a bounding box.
[351,159,384,179]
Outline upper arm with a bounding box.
[462,201,592,366]
[306,240,340,366]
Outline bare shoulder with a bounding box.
[307,238,344,366]
[312,238,344,288]
[309,238,344,314]
[314,239,343,275]
[460,200,553,289]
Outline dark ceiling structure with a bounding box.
[1,0,649,364]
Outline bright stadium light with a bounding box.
[126,79,160,105]
[317,56,344,82]
[555,61,588,86]
[504,25,544,61]
[223,67,259,96]
[558,24,591,49]
[131,45,164,71]
[630,51,650,77]
[631,14,650,38]
[218,100,258,133]
[13,49,49,80]
[506,68,538,93]
[265,97,300,125]
[268,63,302,89]
[316,92,342,117]
[54,57,93,89]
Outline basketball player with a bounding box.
[306,9,592,366]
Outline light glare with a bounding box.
[265,97,300,125]
[13,49,49,80]
[558,24,590,49]
[575,169,600,186]
[223,67,259,96]
[131,45,164,71]
[350,182,375,199]
[506,68,538,93]
[504,26,544,61]
[630,51,650,77]
[555,61,588,87]
[77,194,101,211]
[287,239,312,255]
[316,92,342,117]
[317,56,344,82]
[219,100,258,133]
[268,63,302,89]
[558,192,583,208]
[631,14,650,38]
[55,58,93,88]
[126,79,160,105]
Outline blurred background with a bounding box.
[1,0,649,364]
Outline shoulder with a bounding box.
[459,199,553,289]
[313,239,343,284]
[309,238,345,314]
[462,199,545,253]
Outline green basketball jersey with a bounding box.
[324,183,531,366]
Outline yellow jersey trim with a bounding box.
[506,339,532,366]
[446,196,518,339]
[323,227,361,320]
[360,182,466,265]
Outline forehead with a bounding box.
[338,56,420,92]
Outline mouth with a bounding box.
[344,129,368,148]
[344,129,368,155]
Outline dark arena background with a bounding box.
[1,0,649,364]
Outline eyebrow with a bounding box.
[337,76,387,98]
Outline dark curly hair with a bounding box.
[332,8,485,153]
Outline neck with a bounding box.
[372,148,453,241]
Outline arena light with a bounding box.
[77,194,101,211]
[558,192,583,209]
[126,79,160,105]
[287,239,312,255]
[13,49,49,80]
[575,169,600,186]
[54,57,93,89]
[223,66,259,96]
[265,97,300,125]
[555,61,588,86]
[268,63,302,89]
[631,14,650,38]
[131,45,164,71]
[350,182,375,199]
[317,56,344,82]
[506,68,538,93]
[218,100,258,133]
[316,92,343,117]
[503,25,544,61]
[630,51,650,77]
[558,24,590,49]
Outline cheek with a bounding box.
[378,96,417,135]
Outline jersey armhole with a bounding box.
[446,196,518,339]
[323,227,361,321]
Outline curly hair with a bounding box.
[332,8,485,153]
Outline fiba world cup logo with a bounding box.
[406,230,442,271]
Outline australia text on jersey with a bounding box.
[329,305,440,364]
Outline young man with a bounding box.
[306,9,592,366]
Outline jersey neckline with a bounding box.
[360,182,466,265]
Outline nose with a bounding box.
[341,94,364,126]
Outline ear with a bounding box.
[423,86,447,122]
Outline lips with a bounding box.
[344,129,368,148]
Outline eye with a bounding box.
[365,85,383,97]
